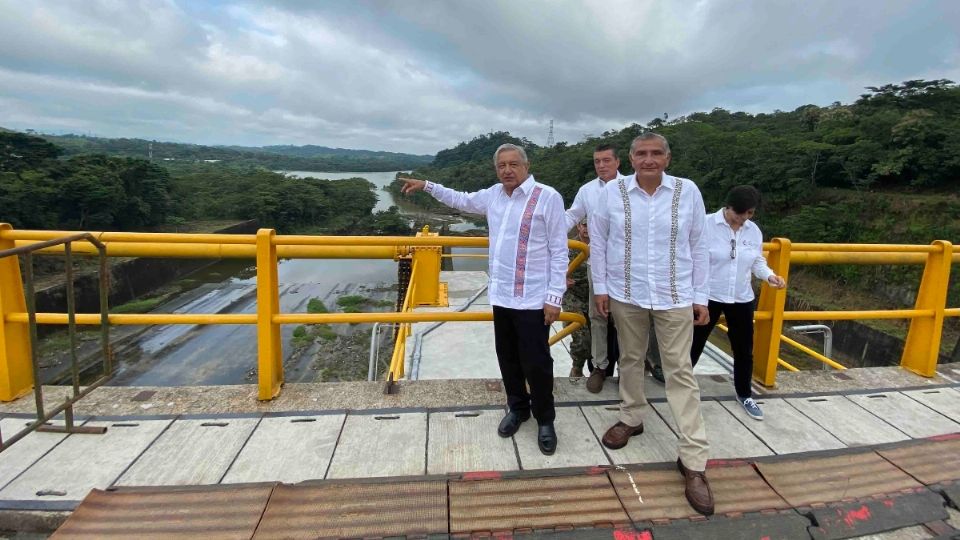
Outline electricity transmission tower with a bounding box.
[546,120,555,147]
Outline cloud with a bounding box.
[0,0,957,154]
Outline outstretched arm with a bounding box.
[399,176,490,214]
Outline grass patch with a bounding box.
[336,295,367,309]
[291,325,313,348]
[111,296,165,314]
[307,298,328,313]
[316,325,337,341]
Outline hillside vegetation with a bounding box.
[39,134,432,172]
[390,79,960,317]
[0,132,402,234]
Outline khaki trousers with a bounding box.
[610,298,709,471]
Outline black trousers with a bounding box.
[587,316,619,376]
[492,305,556,424]
[690,300,755,399]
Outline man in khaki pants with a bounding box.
[589,132,714,516]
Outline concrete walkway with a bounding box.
[0,370,958,538]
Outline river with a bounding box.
[106,171,490,386]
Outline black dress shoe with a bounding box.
[497,410,530,438]
[537,423,557,455]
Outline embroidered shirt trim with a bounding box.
[669,177,683,304]
[617,179,632,301]
[513,185,544,297]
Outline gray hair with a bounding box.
[630,132,671,155]
[493,143,529,166]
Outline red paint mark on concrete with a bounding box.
[843,505,872,527]
[760,536,771,540]
[462,471,502,481]
[613,530,652,540]
[883,499,895,508]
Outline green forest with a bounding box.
[39,133,432,172]
[0,131,407,235]
[389,79,960,312]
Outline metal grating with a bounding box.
[252,480,447,539]
[448,474,628,533]
[51,484,275,539]
[877,437,960,485]
[756,451,922,507]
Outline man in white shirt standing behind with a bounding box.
[400,144,568,455]
[589,133,715,515]
[564,144,623,390]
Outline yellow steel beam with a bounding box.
[0,224,33,401]
[13,241,397,260]
[901,240,952,377]
[256,229,283,400]
[780,335,847,370]
[782,309,933,320]
[0,229,256,244]
[790,243,939,253]
[7,313,257,325]
[716,322,800,373]
[753,238,790,386]
[275,235,489,247]
[789,252,932,265]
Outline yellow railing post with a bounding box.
[753,237,791,387]
[256,229,283,400]
[410,226,446,307]
[0,224,34,401]
[901,240,952,376]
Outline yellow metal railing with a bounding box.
[0,225,588,401]
[0,225,956,399]
[751,239,957,386]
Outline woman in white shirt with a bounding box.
[690,185,785,420]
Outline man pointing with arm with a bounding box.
[400,143,568,455]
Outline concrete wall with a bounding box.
[784,297,953,368]
[33,221,258,316]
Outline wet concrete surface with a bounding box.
[102,257,398,387]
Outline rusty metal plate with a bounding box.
[877,437,960,485]
[51,484,275,539]
[609,462,789,522]
[756,451,922,507]
[449,474,628,533]
[253,480,447,539]
[607,465,695,522]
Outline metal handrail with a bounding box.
[0,233,112,452]
[1,228,953,400]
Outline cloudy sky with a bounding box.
[1,0,957,154]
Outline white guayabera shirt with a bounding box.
[589,173,710,309]
[564,172,625,231]
[704,209,775,303]
[424,175,568,310]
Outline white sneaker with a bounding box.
[741,397,764,421]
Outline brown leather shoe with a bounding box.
[677,459,714,516]
[585,369,606,393]
[601,421,643,449]
[569,367,584,378]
